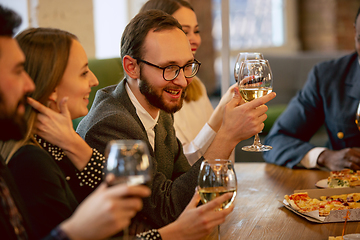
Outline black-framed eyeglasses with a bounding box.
[135,58,201,81]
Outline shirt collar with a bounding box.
[125,82,159,132]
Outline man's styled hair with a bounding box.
[120,9,182,61]
[0,5,21,37]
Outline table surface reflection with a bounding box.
[200,163,360,240]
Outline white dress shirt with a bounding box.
[126,83,159,151]
[173,80,235,165]
[173,89,215,165]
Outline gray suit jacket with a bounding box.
[263,52,360,168]
[77,79,202,229]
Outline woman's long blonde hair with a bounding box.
[5,28,77,162]
[140,0,204,102]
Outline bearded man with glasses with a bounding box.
[77,10,276,234]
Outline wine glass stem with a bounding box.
[124,227,129,240]
[218,225,221,240]
[253,133,261,146]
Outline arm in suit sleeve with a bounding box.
[263,65,326,168]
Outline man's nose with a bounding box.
[172,68,189,88]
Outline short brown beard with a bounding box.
[0,92,27,141]
[138,71,186,114]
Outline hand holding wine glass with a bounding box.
[104,139,152,239]
[198,159,237,240]
[238,59,273,152]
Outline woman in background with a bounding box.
[141,0,237,165]
[7,27,234,240]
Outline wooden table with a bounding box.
[201,163,360,240]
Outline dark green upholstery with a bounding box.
[262,104,287,134]
[72,57,124,130]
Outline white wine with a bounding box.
[239,88,272,102]
[198,186,237,210]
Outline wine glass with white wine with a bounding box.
[198,159,237,240]
[104,139,153,240]
[234,52,264,82]
[238,59,273,152]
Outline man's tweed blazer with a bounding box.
[77,79,202,229]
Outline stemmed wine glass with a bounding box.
[238,59,273,152]
[234,52,264,82]
[104,139,153,240]
[198,159,237,240]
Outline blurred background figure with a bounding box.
[263,6,360,171]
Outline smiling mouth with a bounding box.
[164,89,181,96]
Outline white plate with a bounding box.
[343,233,360,239]
[315,179,328,188]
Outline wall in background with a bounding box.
[36,0,95,58]
[299,0,360,51]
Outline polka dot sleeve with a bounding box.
[136,229,162,240]
[75,148,105,189]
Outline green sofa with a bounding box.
[72,57,124,129]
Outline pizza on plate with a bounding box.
[284,192,360,216]
[327,169,360,188]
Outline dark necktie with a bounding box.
[153,124,158,153]
[0,177,27,240]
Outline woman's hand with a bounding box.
[28,97,76,148]
[28,97,92,170]
[208,83,240,132]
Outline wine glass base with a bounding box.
[242,144,272,152]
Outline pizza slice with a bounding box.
[284,192,320,213]
[285,192,360,216]
[327,169,360,188]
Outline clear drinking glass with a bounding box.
[104,139,153,240]
[234,52,264,82]
[355,101,360,131]
[238,59,273,152]
[198,159,237,240]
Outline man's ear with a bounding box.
[123,55,140,79]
